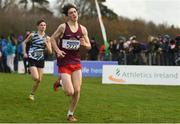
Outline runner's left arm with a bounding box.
[80,26,91,50]
[45,36,52,54]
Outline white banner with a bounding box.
[18,61,54,74]
[102,65,180,85]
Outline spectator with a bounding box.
[23,31,31,74]
[6,35,16,72]
[88,37,99,60]
[175,35,180,65]
[0,34,9,72]
[98,44,105,60]
[17,35,24,61]
[161,35,170,65]
[98,43,110,61]
[16,35,24,73]
[117,37,126,64]
[0,42,3,72]
[109,39,118,61]
[169,39,176,65]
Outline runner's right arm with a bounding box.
[23,33,33,58]
[50,24,66,58]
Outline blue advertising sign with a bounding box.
[54,61,118,77]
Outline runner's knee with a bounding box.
[33,77,40,83]
[74,88,80,95]
[65,89,74,96]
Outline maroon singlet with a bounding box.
[57,23,83,66]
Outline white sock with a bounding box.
[59,80,62,86]
[67,110,73,116]
[59,80,64,90]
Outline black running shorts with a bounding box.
[28,58,45,68]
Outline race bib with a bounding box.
[34,51,43,57]
[62,39,80,50]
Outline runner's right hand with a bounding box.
[23,53,28,58]
[57,50,66,58]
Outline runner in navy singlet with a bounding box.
[50,4,91,122]
[23,19,52,101]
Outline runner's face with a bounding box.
[67,8,78,22]
[37,22,46,32]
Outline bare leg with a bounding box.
[60,71,82,122]
[29,67,43,95]
[61,73,74,96]
[69,70,82,113]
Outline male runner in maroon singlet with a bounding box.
[50,4,91,122]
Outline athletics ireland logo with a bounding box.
[108,68,126,83]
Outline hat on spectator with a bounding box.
[118,36,126,42]
[129,35,136,41]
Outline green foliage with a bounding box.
[0,73,180,123]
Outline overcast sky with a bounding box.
[50,0,180,28]
[103,0,180,27]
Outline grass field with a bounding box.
[0,73,180,123]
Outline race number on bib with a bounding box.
[62,39,80,50]
[34,51,43,58]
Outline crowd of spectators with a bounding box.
[88,34,180,66]
[0,33,180,73]
[0,31,30,73]
[0,33,26,73]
